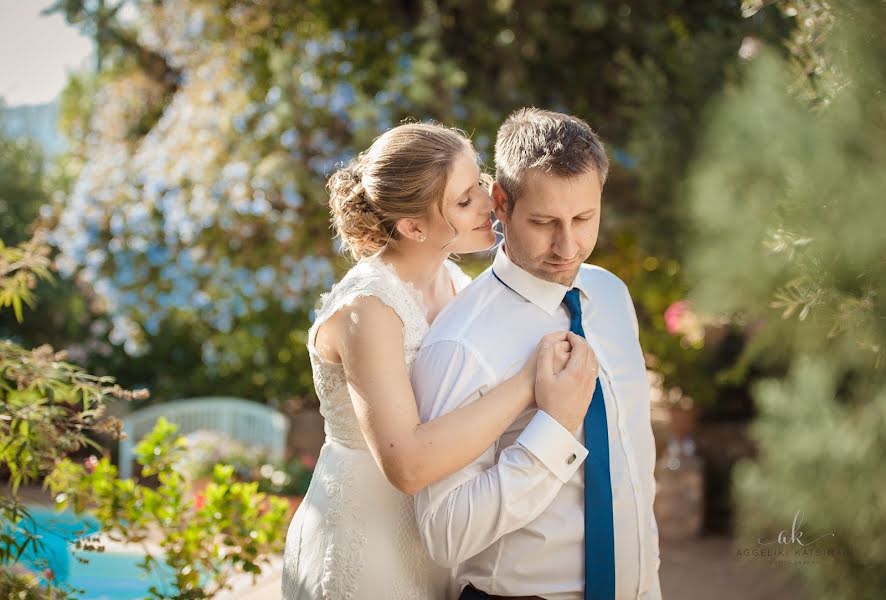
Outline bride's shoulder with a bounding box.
[330,255,394,293]
[315,255,417,323]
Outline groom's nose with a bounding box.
[551,224,579,259]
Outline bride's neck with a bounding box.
[379,244,448,292]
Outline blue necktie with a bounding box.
[562,288,615,600]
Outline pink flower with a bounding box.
[84,455,99,473]
[44,568,54,581]
[664,301,688,335]
[193,493,206,510]
[664,300,706,346]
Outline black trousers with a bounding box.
[459,585,490,599]
[458,584,543,600]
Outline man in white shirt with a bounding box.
[412,108,661,600]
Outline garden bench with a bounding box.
[118,397,289,479]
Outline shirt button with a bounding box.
[566,453,577,465]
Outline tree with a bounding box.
[45,0,792,407]
[684,1,886,595]
[0,116,46,247]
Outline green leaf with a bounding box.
[12,294,23,323]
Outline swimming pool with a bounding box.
[8,506,179,599]
[66,548,178,600]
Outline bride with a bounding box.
[282,122,576,599]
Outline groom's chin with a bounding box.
[531,265,580,286]
[550,271,580,286]
[539,261,582,284]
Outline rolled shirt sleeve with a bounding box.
[412,339,587,568]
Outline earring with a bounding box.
[418,234,426,242]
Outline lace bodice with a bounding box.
[306,255,472,448]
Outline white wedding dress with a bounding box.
[282,255,472,600]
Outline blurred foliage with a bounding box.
[176,429,315,496]
[595,232,746,413]
[0,120,46,247]
[0,235,134,597]
[47,418,292,599]
[254,455,315,497]
[0,238,128,495]
[686,0,886,595]
[0,107,115,399]
[0,239,289,597]
[0,563,67,600]
[34,0,796,410]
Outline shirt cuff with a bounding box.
[515,410,588,483]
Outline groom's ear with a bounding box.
[491,182,510,223]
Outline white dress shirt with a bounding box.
[413,246,661,600]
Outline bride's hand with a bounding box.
[550,340,572,374]
[520,332,571,394]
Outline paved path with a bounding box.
[660,537,809,600]
[217,555,283,600]
[15,487,810,599]
[229,536,811,600]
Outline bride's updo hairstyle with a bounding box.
[328,122,472,260]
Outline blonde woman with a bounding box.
[282,123,595,599]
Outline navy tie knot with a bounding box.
[562,288,585,338]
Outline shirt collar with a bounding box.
[491,244,591,316]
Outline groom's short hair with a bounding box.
[494,108,609,214]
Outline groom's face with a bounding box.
[493,168,602,286]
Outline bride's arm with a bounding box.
[328,295,564,496]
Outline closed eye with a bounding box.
[531,215,593,225]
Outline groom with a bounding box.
[412,108,661,599]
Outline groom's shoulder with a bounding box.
[579,263,632,302]
[423,268,500,346]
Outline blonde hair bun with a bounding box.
[327,122,473,260]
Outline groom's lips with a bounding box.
[545,260,577,271]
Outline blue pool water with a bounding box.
[66,549,178,599]
[5,506,179,599]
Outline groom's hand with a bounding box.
[535,332,599,434]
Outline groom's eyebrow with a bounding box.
[528,209,597,218]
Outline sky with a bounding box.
[0,0,94,106]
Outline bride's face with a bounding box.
[427,147,496,254]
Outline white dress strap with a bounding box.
[308,255,429,353]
